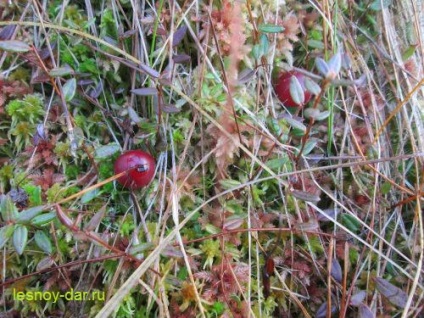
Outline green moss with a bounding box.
[22,184,42,206]
[9,68,30,82]
[6,94,44,125]
[200,239,221,268]
[0,164,14,186]
[120,216,136,236]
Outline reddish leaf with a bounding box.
[36,256,55,271]
[317,208,338,221]
[0,25,16,40]
[315,301,337,318]
[156,27,167,36]
[162,104,181,114]
[119,29,137,39]
[330,259,342,283]
[358,304,375,318]
[350,290,367,306]
[265,257,275,276]
[30,168,65,191]
[161,245,184,258]
[84,206,106,231]
[172,25,188,47]
[223,216,245,230]
[56,207,75,229]
[374,277,408,308]
[139,63,160,78]
[238,68,255,84]
[89,81,103,98]
[172,54,191,64]
[131,87,158,96]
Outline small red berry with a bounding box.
[114,150,155,189]
[274,70,312,108]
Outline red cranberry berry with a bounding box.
[114,150,155,189]
[274,70,312,108]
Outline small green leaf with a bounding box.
[219,179,242,190]
[129,242,154,255]
[341,214,361,233]
[13,225,28,255]
[81,188,100,204]
[370,0,392,11]
[31,212,57,226]
[34,230,53,254]
[63,78,77,102]
[251,44,263,60]
[314,110,330,121]
[365,14,377,26]
[94,143,121,159]
[315,57,330,77]
[0,225,15,249]
[402,45,417,61]
[216,94,227,103]
[289,75,305,105]
[17,205,46,223]
[0,40,31,52]
[327,52,342,78]
[304,108,321,120]
[205,224,220,234]
[49,65,74,77]
[291,127,306,137]
[283,117,307,132]
[304,77,321,95]
[260,34,269,55]
[0,196,19,222]
[381,181,391,195]
[266,157,289,170]
[224,201,243,214]
[300,138,319,156]
[128,106,141,122]
[24,185,42,205]
[268,118,282,135]
[307,39,325,49]
[258,24,285,33]
[212,302,225,315]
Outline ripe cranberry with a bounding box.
[274,70,312,108]
[114,150,155,189]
